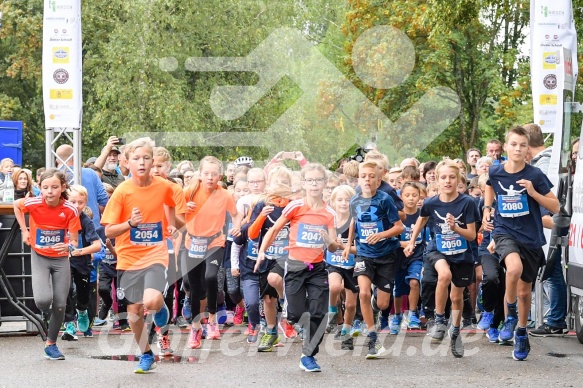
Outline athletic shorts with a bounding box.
[394,259,422,297]
[427,251,475,288]
[117,264,167,305]
[259,261,284,299]
[327,265,359,294]
[493,234,544,284]
[353,253,397,293]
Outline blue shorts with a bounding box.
[394,259,422,297]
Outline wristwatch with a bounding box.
[482,205,493,211]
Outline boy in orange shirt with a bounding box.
[101,138,177,374]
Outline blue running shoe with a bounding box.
[477,312,494,331]
[216,304,227,325]
[134,353,157,373]
[299,356,321,372]
[389,315,402,335]
[153,304,169,328]
[512,333,530,361]
[379,315,389,331]
[77,309,90,333]
[44,344,65,360]
[499,317,518,344]
[182,297,191,320]
[486,327,499,343]
[83,328,93,338]
[351,320,363,337]
[407,312,421,330]
[93,318,107,327]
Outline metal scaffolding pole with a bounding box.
[45,127,82,185]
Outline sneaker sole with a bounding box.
[528,332,565,338]
[512,352,528,361]
[44,355,65,360]
[299,362,321,372]
[61,333,78,341]
[134,365,157,374]
[365,346,387,359]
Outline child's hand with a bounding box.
[366,233,383,245]
[231,268,240,277]
[21,230,31,246]
[130,208,142,226]
[186,202,197,213]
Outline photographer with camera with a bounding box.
[94,136,126,189]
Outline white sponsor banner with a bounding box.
[42,0,82,128]
[530,0,578,133]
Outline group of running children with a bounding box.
[12,125,559,373]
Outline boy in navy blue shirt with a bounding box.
[405,160,478,358]
[483,126,559,361]
[343,161,404,359]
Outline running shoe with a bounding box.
[216,304,227,325]
[120,322,131,332]
[153,304,169,328]
[246,324,259,344]
[529,324,567,337]
[44,344,65,360]
[429,322,447,343]
[407,312,421,330]
[134,353,157,374]
[486,327,500,343]
[341,337,354,350]
[158,334,173,356]
[61,322,78,341]
[176,316,189,329]
[334,326,350,341]
[449,327,464,358]
[206,323,221,340]
[365,336,386,359]
[93,318,107,327]
[462,317,475,330]
[299,355,321,372]
[325,312,338,334]
[112,321,120,330]
[257,332,280,352]
[351,320,363,337]
[389,314,402,335]
[512,333,530,361]
[279,319,297,339]
[182,297,192,320]
[83,329,93,338]
[77,309,90,333]
[477,311,494,331]
[233,305,245,326]
[188,327,203,349]
[499,317,518,344]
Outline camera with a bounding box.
[116,137,126,145]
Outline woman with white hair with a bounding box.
[475,156,494,176]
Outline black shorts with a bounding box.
[259,261,284,299]
[353,254,396,293]
[494,235,544,283]
[427,251,475,288]
[328,265,359,294]
[117,264,167,305]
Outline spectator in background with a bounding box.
[571,137,579,176]
[13,169,35,199]
[36,167,46,185]
[486,139,507,165]
[94,136,125,189]
[225,162,236,186]
[475,156,493,177]
[466,148,482,179]
[55,144,109,227]
[422,160,437,184]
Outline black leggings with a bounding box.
[64,267,91,323]
[98,263,127,324]
[181,246,224,321]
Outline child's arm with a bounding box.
[367,219,405,245]
[71,239,101,257]
[255,214,290,272]
[322,226,340,252]
[517,178,560,214]
[13,199,30,245]
[342,219,355,261]
[404,216,428,256]
[453,221,476,241]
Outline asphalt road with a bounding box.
[1,322,582,387]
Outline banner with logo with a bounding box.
[530,0,578,133]
[42,0,82,128]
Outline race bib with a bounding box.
[247,239,259,260]
[358,221,384,243]
[498,194,529,217]
[325,244,355,268]
[401,227,422,245]
[103,248,116,264]
[436,233,467,255]
[130,222,163,246]
[189,237,208,259]
[35,229,65,249]
[296,223,325,248]
[226,222,234,242]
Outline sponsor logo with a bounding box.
[53,47,70,64]
[210,260,219,266]
[543,52,558,70]
[116,288,125,300]
[543,74,557,90]
[354,261,366,272]
[59,212,65,218]
[50,89,73,99]
[540,94,558,105]
[53,68,69,84]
